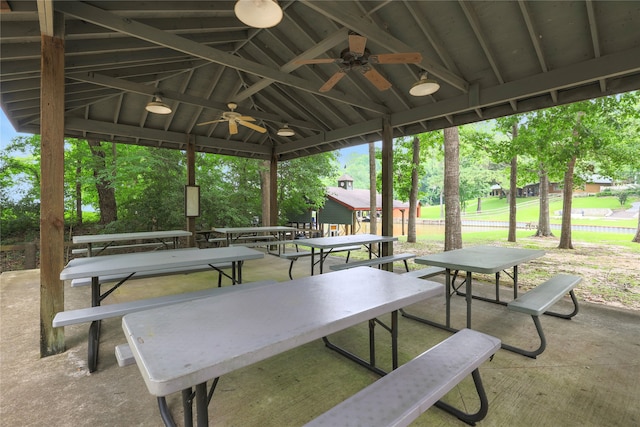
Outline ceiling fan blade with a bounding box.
[362,67,392,91]
[237,116,256,121]
[369,52,423,64]
[238,120,267,134]
[349,34,367,56]
[229,120,238,135]
[319,70,347,92]
[197,119,224,126]
[295,58,341,65]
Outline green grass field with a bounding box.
[420,195,639,229]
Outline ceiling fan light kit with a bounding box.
[145,95,172,114]
[234,0,283,28]
[277,124,295,137]
[409,73,440,96]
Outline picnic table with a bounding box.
[215,225,298,255]
[409,245,545,330]
[122,267,443,426]
[59,246,264,371]
[296,234,398,275]
[72,230,192,256]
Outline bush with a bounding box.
[0,200,40,242]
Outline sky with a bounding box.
[1,110,29,151]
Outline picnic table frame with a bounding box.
[296,234,398,275]
[409,245,545,330]
[122,267,443,427]
[73,230,192,256]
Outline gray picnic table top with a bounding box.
[295,234,398,274]
[122,267,443,425]
[60,246,263,281]
[72,229,192,244]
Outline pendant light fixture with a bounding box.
[145,95,172,115]
[277,124,295,137]
[409,73,440,96]
[234,0,283,28]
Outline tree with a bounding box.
[368,142,377,235]
[494,116,524,242]
[0,135,42,238]
[278,153,339,223]
[458,127,503,214]
[443,127,462,250]
[511,113,563,238]
[535,166,554,237]
[517,92,640,248]
[407,136,420,243]
[87,140,117,225]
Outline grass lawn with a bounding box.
[420,195,639,229]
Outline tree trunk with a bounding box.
[633,214,640,243]
[260,160,270,226]
[407,137,419,243]
[508,155,517,242]
[508,122,518,242]
[87,139,117,225]
[75,163,83,225]
[368,142,377,235]
[476,197,482,213]
[535,168,553,237]
[558,156,576,249]
[443,127,462,251]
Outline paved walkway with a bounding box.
[1,254,639,426]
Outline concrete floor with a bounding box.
[1,251,639,427]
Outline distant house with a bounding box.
[576,175,613,194]
[287,174,417,236]
[519,175,613,197]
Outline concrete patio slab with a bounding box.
[1,252,639,426]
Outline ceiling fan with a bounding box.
[296,33,422,92]
[197,102,267,135]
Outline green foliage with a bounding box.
[342,149,378,189]
[0,199,39,241]
[617,192,629,206]
[278,153,339,219]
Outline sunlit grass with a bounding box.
[420,195,639,228]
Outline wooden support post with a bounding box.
[186,137,196,247]
[261,160,270,226]
[381,117,393,268]
[269,149,278,226]
[40,31,65,357]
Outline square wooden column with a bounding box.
[40,32,65,356]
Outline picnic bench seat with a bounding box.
[329,253,416,273]
[279,245,362,280]
[204,237,228,247]
[233,235,277,242]
[401,266,446,279]
[305,328,501,427]
[71,241,166,256]
[503,274,581,358]
[54,279,278,371]
[69,263,233,288]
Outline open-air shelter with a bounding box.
[1,1,639,357]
